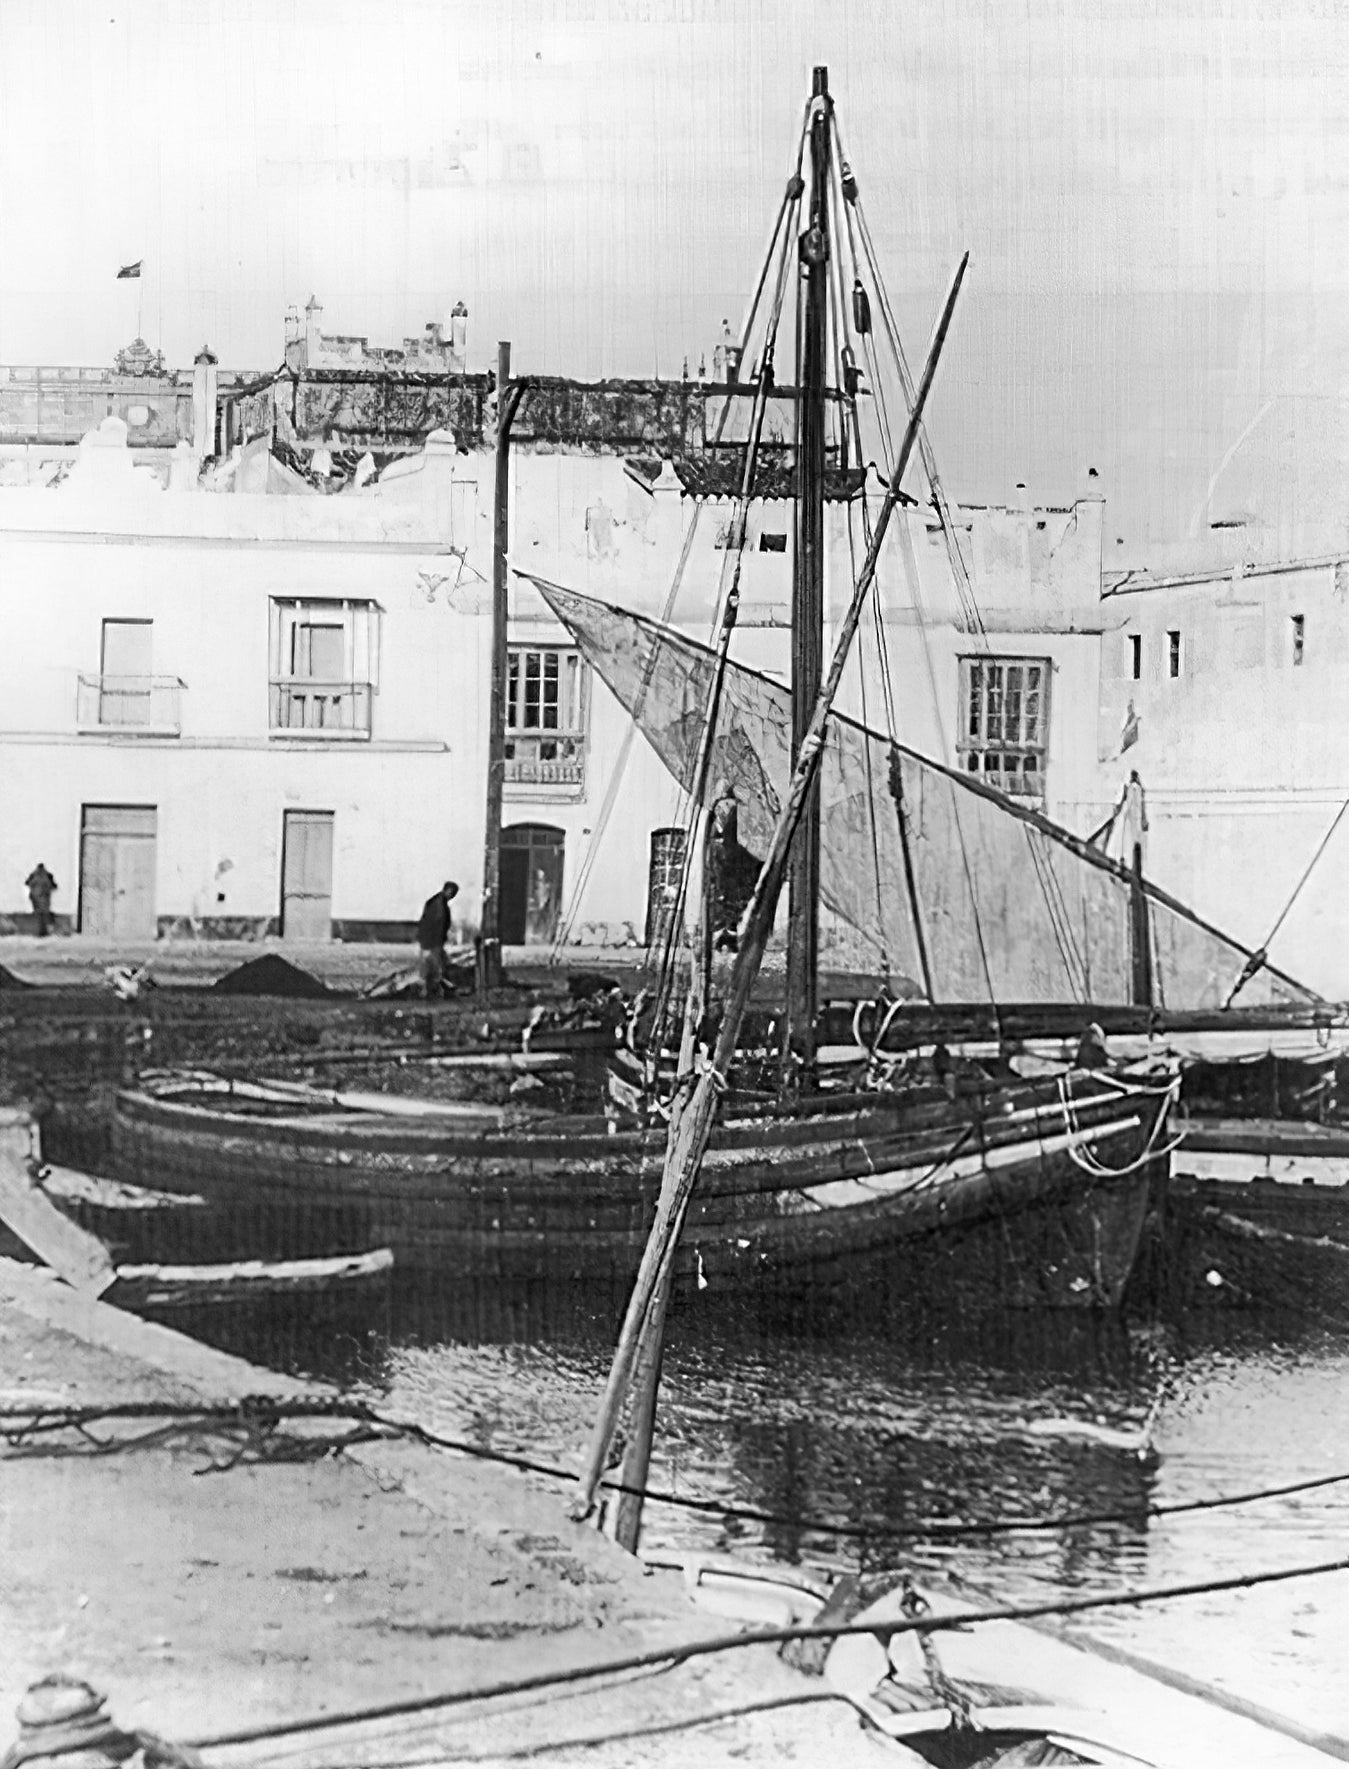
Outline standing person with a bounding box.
[706,780,741,951]
[417,880,459,1000]
[24,863,57,937]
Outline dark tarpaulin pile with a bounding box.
[211,955,336,999]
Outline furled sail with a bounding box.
[524,573,1318,1012]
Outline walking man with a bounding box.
[417,879,459,999]
[25,863,57,937]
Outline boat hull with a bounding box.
[105,1072,1171,1310]
[1146,1115,1349,1308]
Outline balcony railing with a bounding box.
[504,733,586,787]
[270,679,372,737]
[77,674,184,734]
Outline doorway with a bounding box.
[281,810,334,939]
[79,804,157,939]
[99,619,153,726]
[500,824,564,946]
[645,826,687,948]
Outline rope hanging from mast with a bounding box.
[642,111,816,1066]
[548,133,810,974]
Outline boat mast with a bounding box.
[786,64,832,1082]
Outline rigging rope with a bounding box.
[859,297,999,1011]
[9,1389,1345,1548]
[183,1552,1349,1751]
[841,136,1105,1009]
[644,169,810,1055]
[1224,795,1349,1008]
[550,129,810,961]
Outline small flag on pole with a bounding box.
[116,261,142,280]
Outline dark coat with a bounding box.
[417,891,453,950]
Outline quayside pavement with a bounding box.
[0,933,651,995]
[0,1258,882,1768]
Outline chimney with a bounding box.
[191,346,219,463]
[450,300,468,372]
[304,294,323,365]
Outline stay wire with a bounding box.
[822,168,892,985]
[287,1692,856,1769]
[647,183,806,1049]
[551,148,807,960]
[6,1398,1349,1548]
[838,136,1039,1022]
[888,504,1001,1011]
[1225,795,1349,1007]
[841,155,983,642]
[186,1552,1349,1751]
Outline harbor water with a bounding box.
[179,1282,1349,1746]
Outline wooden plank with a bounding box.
[0,1117,117,1297]
[109,1247,394,1309]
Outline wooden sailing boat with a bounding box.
[107,68,1178,1319]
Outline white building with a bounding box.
[0,423,491,942]
[1094,553,1349,998]
[8,388,1337,1001]
[0,401,1115,956]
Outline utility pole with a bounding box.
[478,342,526,994]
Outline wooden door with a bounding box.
[500,846,529,946]
[501,824,564,946]
[281,811,334,939]
[80,805,157,939]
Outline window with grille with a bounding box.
[957,656,1049,800]
[505,646,588,787]
[269,598,379,737]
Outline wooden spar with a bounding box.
[477,342,528,994]
[146,1073,533,1122]
[611,1253,673,1551]
[611,828,706,1552]
[786,64,832,1081]
[109,1248,394,1309]
[0,1113,117,1297]
[571,251,969,1521]
[1129,842,1153,1008]
[611,338,785,1553]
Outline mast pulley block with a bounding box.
[800,225,830,267]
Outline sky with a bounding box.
[1,0,1346,558]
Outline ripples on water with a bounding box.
[175,1284,1349,1742]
